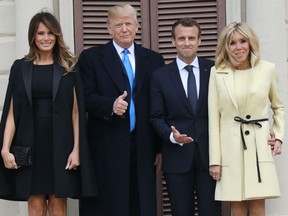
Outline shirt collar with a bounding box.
[113,40,135,57]
[176,56,199,71]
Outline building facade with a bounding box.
[0,0,287,215]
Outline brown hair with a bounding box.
[171,17,201,39]
[25,10,76,73]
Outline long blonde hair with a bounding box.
[25,11,76,73]
[215,22,260,70]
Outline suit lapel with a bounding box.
[21,60,33,106]
[169,61,194,115]
[196,60,210,114]
[53,63,63,103]
[134,44,146,96]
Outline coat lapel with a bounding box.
[221,69,239,111]
[134,44,147,96]
[101,41,127,93]
[21,60,33,106]
[169,61,194,115]
[21,60,63,105]
[53,63,63,103]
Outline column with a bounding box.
[15,0,53,58]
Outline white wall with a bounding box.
[0,0,15,114]
[59,0,75,54]
[15,0,53,58]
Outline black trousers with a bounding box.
[164,144,221,216]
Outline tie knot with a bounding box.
[123,49,129,55]
[185,65,193,73]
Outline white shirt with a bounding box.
[176,56,200,98]
[113,40,136,76]
[170,56,201,145]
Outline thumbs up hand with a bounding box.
[113,91,129,116]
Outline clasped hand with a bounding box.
[269,130,282,156]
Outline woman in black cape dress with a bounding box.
[0,11,97,216]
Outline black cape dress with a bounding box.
[0,58,98,200]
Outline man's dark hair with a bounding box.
[171,17,201,39]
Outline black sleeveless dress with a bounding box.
[30,64,54,195]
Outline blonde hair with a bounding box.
[25,11,76,73]
[215,22,260,70]
[107,4,138,25]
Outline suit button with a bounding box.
[245,130,250,135]
[246,115,251,119]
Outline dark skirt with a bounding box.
[30,99,54,195]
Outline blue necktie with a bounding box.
[122,49,136,131]
[185,65,197,114]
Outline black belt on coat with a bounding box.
[234,116,268,183]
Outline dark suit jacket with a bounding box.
[78,41,164,216]
[150,58,214,173]
[0,59,98,200]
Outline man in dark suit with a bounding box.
[150,18,221,216]
[78,4,165,216]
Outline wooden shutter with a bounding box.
[150,0,226,63]
[74,0,225,58]
[74,0,148,56]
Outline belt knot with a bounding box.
[234,116,268,150]
[234,116,268,183]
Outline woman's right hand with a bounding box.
[209,165,221,181]
[1,150,17,169]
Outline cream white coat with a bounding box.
[208,55,284,201]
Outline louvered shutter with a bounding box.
[74,0,145,55]
[150,0,226,63]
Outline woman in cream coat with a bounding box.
[208,22,284,216]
